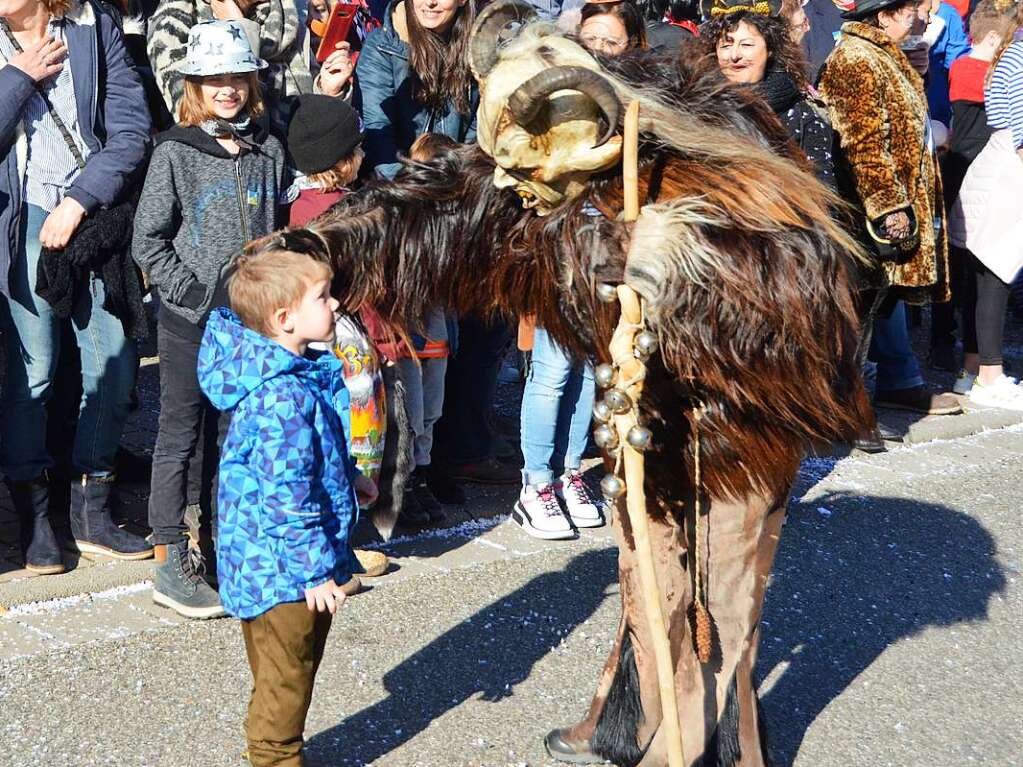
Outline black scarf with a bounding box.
[753,69,801,115]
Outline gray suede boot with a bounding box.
[152,538,225,619]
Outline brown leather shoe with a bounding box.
[544,728,606,764]
[874,386,962,415]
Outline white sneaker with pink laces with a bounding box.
[555,472,605,528]
[513,484,575,540]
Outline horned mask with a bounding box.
[469,0,623,216]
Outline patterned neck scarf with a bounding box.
[199,113,258,151]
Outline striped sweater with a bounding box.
[986,40,1023,149]
[146,0,311,120]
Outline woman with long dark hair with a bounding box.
[357,0,510,517]
[356,0,477,178]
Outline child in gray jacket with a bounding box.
[132,20,286,619]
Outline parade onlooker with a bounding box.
[133,20,286,618]
[948,2,1023,410]
[286,93,364,224]
[802,0,846,80]
[578,0,647,56]
[355,0,478,179]
[514,326,603,540]
[933,0,1010,379]
[197,246,365,767]
[700,4,836,184]
[147,0,309,124]
[781,0,811,43]
[389,132,456,525]
[357,0,517,497]
[924,0,969,130]
[820,0,959,449]
[634,0,693,49]
[1,0,152,573]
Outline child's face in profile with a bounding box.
[289,278,340,346]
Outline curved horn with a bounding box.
[507,66,622,147]
[469,0,538,79]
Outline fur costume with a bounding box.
[819,21,950,304]
[298,3,872,763]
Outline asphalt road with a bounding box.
[1,425,1021,767]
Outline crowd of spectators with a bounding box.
[2,0,1023,603]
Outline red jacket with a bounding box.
[288,188,347,227]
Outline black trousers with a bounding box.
[959,246,1010,366]
[148,318,229,546]
[432,315,512,465]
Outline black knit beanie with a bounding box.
[287,94,363,175]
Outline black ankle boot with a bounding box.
[411,467,445,523]
[70,474,154,560]
[5,475,64,575]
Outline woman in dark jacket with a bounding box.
[355,0,478,179]
[0,0,152,573]
[356,0,515,510]
[698,2,836,185]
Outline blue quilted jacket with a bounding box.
[198,308,358,619]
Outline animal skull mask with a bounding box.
[469,0,623,215]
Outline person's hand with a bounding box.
[39,197,86,250]
[8,36,66,83]
[304,579,348,613]
[211,0,245,20]
[884,211,912,240]
[319,43,354,98]
[354,473,378,507]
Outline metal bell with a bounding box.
[593,423,619,450]
[592,400,614,423]
[625,425,653,451]
[634,330,658,358]
[596,283,619,303]
[601,473,626,500]
[604,388,632,415]
[594,363,617,389]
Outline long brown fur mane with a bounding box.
[304,46,872,507]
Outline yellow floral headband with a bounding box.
[709,1,773,14]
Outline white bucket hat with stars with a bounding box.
[177,20,268,77]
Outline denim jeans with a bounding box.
[433,315,512,465]
[0,205,137,481]
[868,300,925,392]
[148,318,229,545]
[520,327,595,487]
[395,309,448,467]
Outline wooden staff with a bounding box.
[612,99,686,767]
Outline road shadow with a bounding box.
[305,547,618,766]
[757,491,1006,765]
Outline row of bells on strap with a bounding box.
[593,283,657,502]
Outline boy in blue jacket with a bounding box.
[197,237,373,767]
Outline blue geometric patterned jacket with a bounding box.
[198,308,358,619]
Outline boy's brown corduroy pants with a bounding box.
[241,601,333,767]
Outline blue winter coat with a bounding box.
[198,308,359,620]
[926,3,970,127]
[0,0,151,298]
[355,0,478,179]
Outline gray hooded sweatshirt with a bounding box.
[131,122,285,335]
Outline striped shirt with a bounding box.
[0,17,90,212]
[985,40,1023,150]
